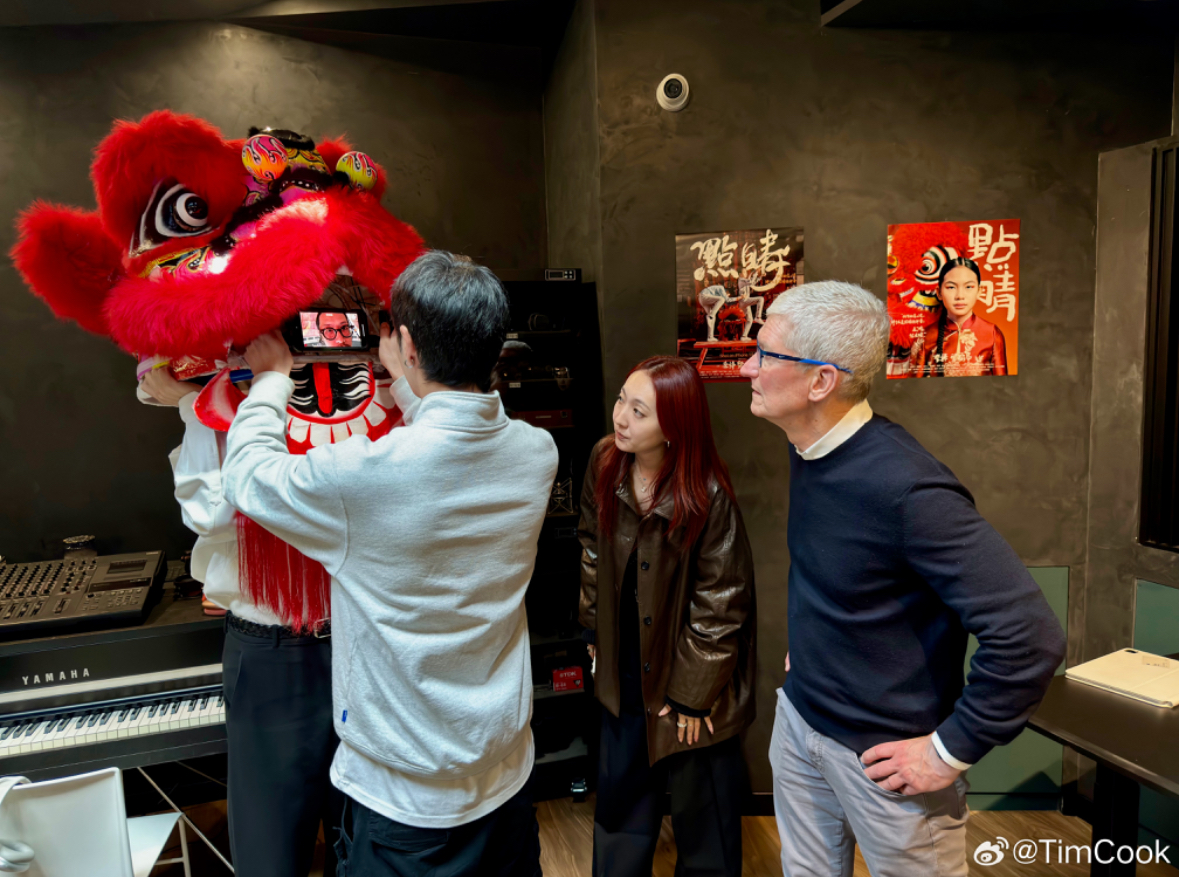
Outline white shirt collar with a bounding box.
[797,400,873,461]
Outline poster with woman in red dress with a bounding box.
[886,219,1020,379]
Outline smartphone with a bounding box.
[283,309,374,355]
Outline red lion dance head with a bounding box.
[11,110,426,629]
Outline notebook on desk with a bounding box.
[1066,648,1179,708]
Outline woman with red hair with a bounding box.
[578,355,756,877]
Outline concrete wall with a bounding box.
[545,0,1174,790]
[0,20,547,560]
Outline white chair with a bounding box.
[0,768,191,876]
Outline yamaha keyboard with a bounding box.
[0,584,226,781]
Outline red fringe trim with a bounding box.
[236,514,331,633]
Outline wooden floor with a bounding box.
[536,796,1179,877]
[164,794,1179,875]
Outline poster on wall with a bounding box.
[675,227,805,381]
[886,218,1020,379]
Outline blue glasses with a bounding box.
[756,343,854,375]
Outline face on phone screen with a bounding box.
[302,312,363,349]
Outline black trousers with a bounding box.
[222,621,342,877]
[593,707,747,877]
[334,785,542,877]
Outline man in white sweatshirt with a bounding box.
[222,250,558,876]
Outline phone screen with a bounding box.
[300,311,364,349]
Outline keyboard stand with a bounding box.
[137,765,233,873]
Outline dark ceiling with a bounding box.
[241,0,576,80]
[0,0,576,84]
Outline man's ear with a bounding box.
[398,324,417,366]
[808,366,841,403]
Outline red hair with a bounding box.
[595,356,735,548]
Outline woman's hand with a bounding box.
[378,323,405,381]
[658,704,713,746]
[141,368,202,407]
[586,644,596,662]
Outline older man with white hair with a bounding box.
[740,281,1065,877]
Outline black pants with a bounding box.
[222,621,342,877]
[593,707,747,877]
[334,785,542,877]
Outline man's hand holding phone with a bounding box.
[245,331,294,378]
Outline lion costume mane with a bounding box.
[11,110,426,630]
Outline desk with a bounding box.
[1028,675,1179,876]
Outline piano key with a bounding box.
[19,721,44,753]
[97,710,116,739]
[83,710,103,734]
[61,716,87,746]
[0,724,26,754]
[42,718,74,749]
[122,707,154,741]
[80,713,101,744]
[146,702,171,733]
[176,700,195,729]
[34,718,64,749]
[123,703,149,728]
[178,698,196,728]
[21,721,48,753]
[196,698,218,726]
[39,720,66,750]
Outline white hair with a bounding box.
[765,281,889,402]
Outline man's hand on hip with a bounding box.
[861,734,961,795]
[244,331,294,378]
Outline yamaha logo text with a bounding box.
[21,668,90,686]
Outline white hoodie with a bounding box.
[222,372,558,826]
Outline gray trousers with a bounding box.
[770,690,969,877]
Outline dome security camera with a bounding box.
[656,74,690,112]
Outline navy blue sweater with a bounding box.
[781,414,1067,765]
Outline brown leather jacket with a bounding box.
[578,440,756,765]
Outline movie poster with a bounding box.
[886,219,1020,379]
[675,227,805,381]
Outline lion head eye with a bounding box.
[915,245,958,286]
[131,179,212,255]
[157,185,209,236]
